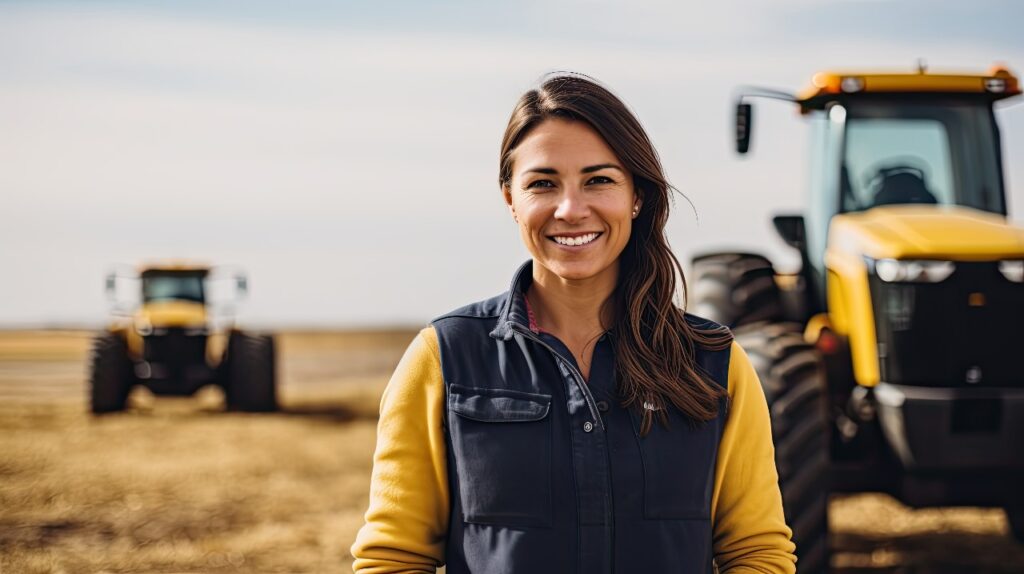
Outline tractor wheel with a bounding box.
[1006,506,1024,543]
[89,333,134,414]
[690,252,784,328]
[734,321,830,574]
[223,332,277,412]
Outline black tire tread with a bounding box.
[89,332,134,414]
[734,321,831,574]
[223,332,277,412]
[689,253,784,327]
[794,522,829,574]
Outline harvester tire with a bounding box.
[734,321,830,574]
[1007,506,1024,543]
[690,253,783,328]
[89,333,134,414]
[223,332,277,412]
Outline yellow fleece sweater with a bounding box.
[351,327,797,573]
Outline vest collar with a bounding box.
[489,259,534,341]
[488,259,620,341]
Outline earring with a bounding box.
[632,206,640,218]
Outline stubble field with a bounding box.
[0,330,1021,573]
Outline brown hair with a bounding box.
[499,73,732,434]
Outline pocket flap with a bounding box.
[449,385,551,422]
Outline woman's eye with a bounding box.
[525,179,554,190]
[587,176,614,185]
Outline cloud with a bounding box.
[1,2,1023,325]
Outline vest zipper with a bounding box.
[508,323,605,428]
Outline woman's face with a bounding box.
[504,118,640,284]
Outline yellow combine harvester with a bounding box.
[90,261,276,413]
[691,65,1024,572]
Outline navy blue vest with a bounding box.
[432,261,731,574]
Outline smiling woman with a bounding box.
[351,73,798,573]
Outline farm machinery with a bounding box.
[690,65,1024,572]
[89,262,276,413]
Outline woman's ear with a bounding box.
[632,196,643,219]
[503,185,518,222]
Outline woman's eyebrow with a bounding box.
[523,167,558,176]
[581,163,623,173]
[522,163,623,176]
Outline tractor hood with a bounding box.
[135,300,207,328]
[828,205,1024,260]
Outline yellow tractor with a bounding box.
[691,65,1024,572]
[90,261,276,413]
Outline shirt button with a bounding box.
[597,400,609,412]
[583,421,594,433]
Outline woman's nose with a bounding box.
[554,187,589,222]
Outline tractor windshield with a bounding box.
[840,99,1005,214]
[141,272,206,304]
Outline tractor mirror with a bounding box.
[736,102,752,154]
[773,214,806,250]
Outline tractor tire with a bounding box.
[223,332,277,412]
[690,253,784,328]
[89,333,134,414]
[1006,506,1024,543]
[734,321,830,574]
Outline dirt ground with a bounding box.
[0,330,1021,573]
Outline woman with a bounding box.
[351,74,797,574]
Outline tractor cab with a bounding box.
[141,267,209,304]
[105,262,249,334]
[827,94,1004,214]
[736,65,1021,314]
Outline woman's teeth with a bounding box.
[552,232,600,246]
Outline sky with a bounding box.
[2,0,1023,328]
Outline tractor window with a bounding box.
[142,274,205,303]
[845,120,953,209]
[840,101,1005,215]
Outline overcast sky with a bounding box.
[2,0,1023,328]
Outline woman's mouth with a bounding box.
[549,232,602,247]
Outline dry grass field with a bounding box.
[0,330,1021,573]
[0,330,401,574]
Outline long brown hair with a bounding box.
[499,73,732,434]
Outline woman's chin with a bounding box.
[538,258,616,283]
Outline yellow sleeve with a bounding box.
[350,326,449,573]
[711,340,798,574]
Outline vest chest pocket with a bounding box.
[447,384,552,527]
[632,409,720,520]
